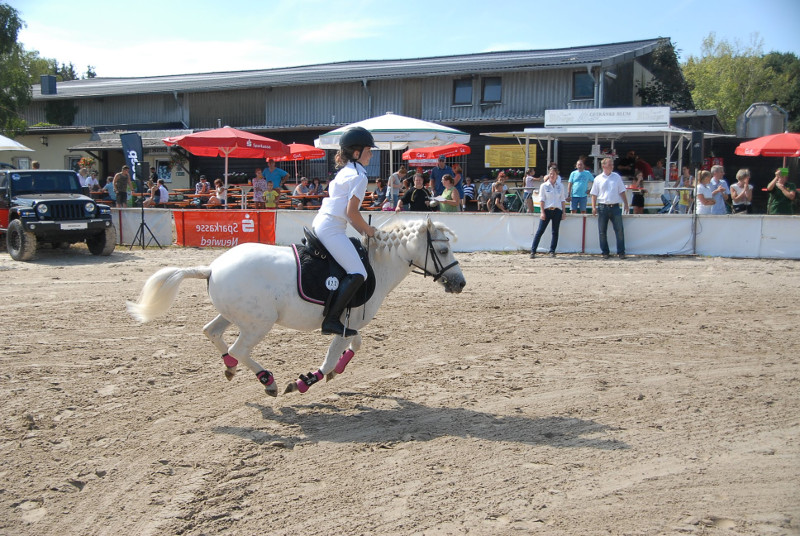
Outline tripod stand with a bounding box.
[129,181,163,250]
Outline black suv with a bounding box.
[0,169,116,261]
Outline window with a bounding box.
[573,72,595,100]
[453,79,472,105]
[481,77,502,103]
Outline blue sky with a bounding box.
[8,0,800,78]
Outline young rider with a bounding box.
[312,126,377,337]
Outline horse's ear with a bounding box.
[425,217,433,230]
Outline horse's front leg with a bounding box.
[284,334,362,394]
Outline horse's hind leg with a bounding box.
[203,315,238,380]
[227,326,278,397]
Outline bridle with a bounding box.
[408,229,459,282]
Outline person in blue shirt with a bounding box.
[430,156,454,196]
[567,159,594,214]
[263,159,289,190]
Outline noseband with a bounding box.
[408,229,459,282]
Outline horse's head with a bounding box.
[374,219,466,293]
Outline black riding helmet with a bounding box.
[339,126,377,151]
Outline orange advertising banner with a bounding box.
[174,210,276,247]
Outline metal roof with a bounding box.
[68,129,192,151]
[34,38,665,100]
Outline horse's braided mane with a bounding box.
[363,220,456,251]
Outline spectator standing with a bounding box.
[530,167,566,258]
[523,168,536,213]
[264,181,279,208]
[630,171,647,214]
[730,168,754,214]
[77,167,91,195]
[590,157,628,259]
[709,165,730,215]
[677,166,693,214]
[567,160,594,214]
[695,170,716,215]
[264,159,289,190]
[251,168,268,209]
[766,168,796,215]
[452,163,464,197]
[430,156,454,196]
[112,165,131,208]
[438,174,461,212]
[396,172,432,212]
[387,166,406,209]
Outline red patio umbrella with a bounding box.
[270,143,326,179]
[735,132,800,165]
[163,127,289,207]
[401,143,471,161]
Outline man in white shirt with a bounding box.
[590,158,629,259]
[530,166,566,258]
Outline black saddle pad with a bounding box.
[292,233,375,307]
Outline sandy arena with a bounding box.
[0,242,798,535]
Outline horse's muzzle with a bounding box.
[443,277,466,293]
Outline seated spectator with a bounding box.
[396,172,432,212]
[462,176,476,210]
[652,159,666,182]
[477,177,492,211]
[292,177,311,208]
[86,171,101,192]
[191,175,211,207]
[371,178,387,207]
[102,175,116,202]
[207,178,227,207]
[488,172,509,213]
[142,180,158,208]
[309,177,325,207]
[156,179,169,206]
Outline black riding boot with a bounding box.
[321,274,365,337]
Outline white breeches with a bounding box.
[312,214,368,279]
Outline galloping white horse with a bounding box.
[127,219,466,396]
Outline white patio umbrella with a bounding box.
[315,112,470,173]
[0,133,34,152]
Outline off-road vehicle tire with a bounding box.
[7,219,38,261]
[87,226,116,256]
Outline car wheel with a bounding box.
[7,219,37,261]
[87,226,116,256]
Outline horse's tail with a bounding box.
[126,266,211,323]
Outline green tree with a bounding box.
[763,52,800,132]
[0,3,30,135]
[683,33,777,132]
[637,40,694,110]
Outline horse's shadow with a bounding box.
[214,392,628,451]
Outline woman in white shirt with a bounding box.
[695,170,716,215]
[730,168,754,214]
[312,127,377,337]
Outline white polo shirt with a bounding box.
[539,180,565,209]
[590,171,627,205]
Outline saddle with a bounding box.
[292,227,376,310]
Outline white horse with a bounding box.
[127,219,465,396]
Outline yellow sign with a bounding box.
[484,145,535,168]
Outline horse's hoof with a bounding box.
[326,371,338,382]
[284,382,298,394]
[265,385,278,397]
[224,367,237,381]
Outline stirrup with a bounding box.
[321,320,357,337]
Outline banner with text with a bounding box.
[174,210,276,247]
